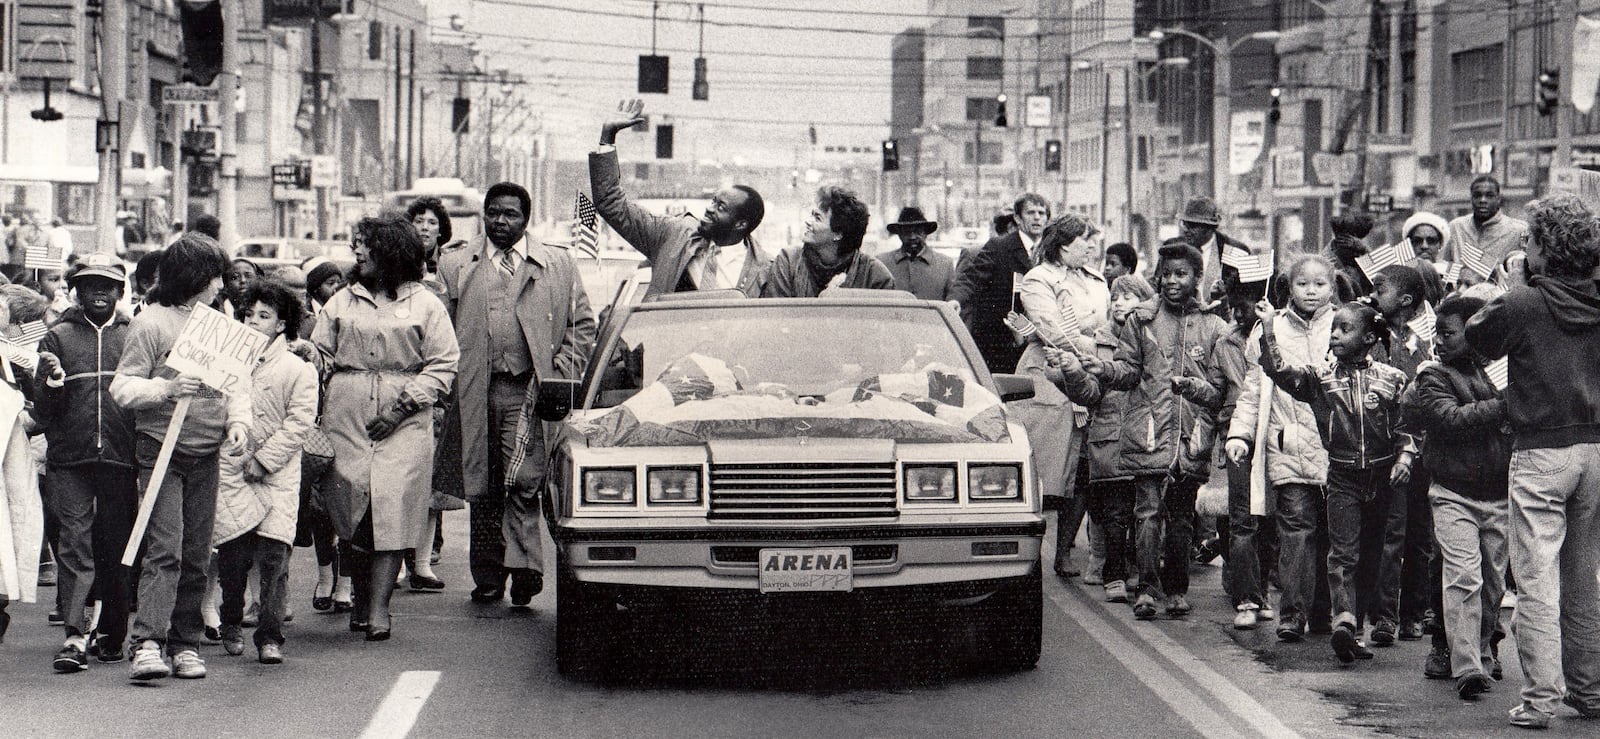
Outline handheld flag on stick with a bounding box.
[1407,302,1436,343]
[15,321,48,347]
[1355,241,1418,281]
[1222,247,1275,283]
[1436,261,1463,285]
[1005,311,1074,352]
[573,191,600,261]
[1457,241,1493,280]
[1485,356,1509,391]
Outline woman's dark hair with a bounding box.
[1527,192,1600,279]
[1033,214,1098,266]
[354,214,426,298]
[1435,294,1487,326]
[405,196,453,246]
[817,185,870,252]
[239,279,305,341]
[1344,299,1391,353]
[150,233,228,307]
[134,249,164,289]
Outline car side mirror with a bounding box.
[993,373,1035,403]
[534,379,581,421]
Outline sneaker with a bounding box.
[1133,594,1158,620]
[258,643,283,665]
[220,626,245,657]
[53,643,88,673]
[1083,570,1104,586]
[1502,591,1519,610]
[1370,621,1398,647]
[1277,615,1306,643]
[1258,606,1275,621]
[1234,606,1259,630]
[1398,620,1423,640]
[1491,630,1506,680]
[240,605,259,628]
[1562,693,1600,719]
[129,641,170,681]
[1425,645,1453,679]
[1192,537,1221,565]
[36,562,56,587]
[46,609,63,626]
[1104,580,1128,603]
[1507,704,1553,729]
[1166,594,1192,617]
[1352,639,1374,660]
[1457,672,1492,701]
[1332,624,1359,664]
[93,639,125,664]
[203,625,222,644]
[172,650,206,679]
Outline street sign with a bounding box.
[309,155,338,188]
[272,161,312,189]
[1024,95,1052,128]
[163,84,219,104]
[1273,150,1305,189]
[1311,151,1359,185]
[1363,193,1394,213]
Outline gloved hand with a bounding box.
[366,396,421,441]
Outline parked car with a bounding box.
[536,288,1043,678]
[235,237,353,271]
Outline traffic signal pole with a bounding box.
[217,0,239,251]
[94,0,126,255]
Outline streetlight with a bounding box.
[1148,28,1281,212]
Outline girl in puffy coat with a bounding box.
[1225,254,1336,642]
[212,280,319,665]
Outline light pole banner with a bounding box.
[1229,110,1266,175]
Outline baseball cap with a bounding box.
[68,253,127,284]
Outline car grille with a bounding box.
[708,462,898,520]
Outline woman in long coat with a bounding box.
[312,215,459,640]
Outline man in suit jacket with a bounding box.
[437,182,597,607]
[589,99,770,298]
[877,206,955,301]
[951,193,1051,375]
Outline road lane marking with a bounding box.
[358,670,441,739]
[1047,587,1302,739]
[1045,589,1243,738]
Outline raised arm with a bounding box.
[589,99,679,263]
[1254,302,1320,404]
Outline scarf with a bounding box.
[802,245,855,292]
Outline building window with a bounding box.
[55,184,96,226]
[1451,45,1503,124]
[966,56,1002,80]
[966,96,999,122]
[964,140,1003,165]
[968,16,1004,38]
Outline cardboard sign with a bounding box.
[163,304,267,396]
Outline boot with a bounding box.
[346,548,372,632]
[365,551,402,641]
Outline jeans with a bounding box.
[1326,464,1398,627]
[46,463,138,645]
[128,437,219,655]
[217,532,291,647]
[469,373,542,589]
[1223,458,1276,608]
[1506,443,1600,716]
[1430,483,1507,679]
[1132,474,1203,599]
[1085,479,1135,584]
[1273,483,1327,626]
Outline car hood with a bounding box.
[569,354,1011,447]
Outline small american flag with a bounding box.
[1355,241,1417,281]
[1407,303,1436,343]
[1485,356,1509,391]
[1457,241,1493,280]
[1437,261,1463,285]
[1222,247,1274,283]
[0,340,38,374]
[23,242,57,271]
[573,191,600,261]
[15,321,48,347]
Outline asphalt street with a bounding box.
[0,501,1596,738]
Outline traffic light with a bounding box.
[692,57,709,100]
[994,94,1008,127]
[1537,67,1561,117]
[179,0,224,86]
[638,55,669,94]
[1044,139,1061,171]
[1268,87,1282,124]
[881,139,900,171]
[656,124,674,159]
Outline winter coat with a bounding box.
[1097,298,1229,480]
[1465,274,1600,449]
[951,230,1032,375]
[1053,326,1134,484]
[0,363,40,603]
[1012,342,1081,498]
[1406,358,1510,500]
[213,337,319,547]
[313,282,459,550]
[1227,305,1333,487]
[1017,260,1109,354]
[762,247,897,298]
[1258,337,1415,470]
[33,307,135,468]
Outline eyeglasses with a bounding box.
[1412,236,1443,244]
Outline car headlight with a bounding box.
[582,468,636,505]
[969,464,1022,501]
[647,466,701,505]
[903,464,957,502]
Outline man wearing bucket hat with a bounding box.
[877,207,956,301]
[1178,196,1253,307]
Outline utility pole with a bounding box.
[454,78,464,176]
[1124,66,1133,244]
[95,0,127,255]
[393,26,403,190]
[217,0,239,251]
[1099,71,1110,227]
[406,29,416,187]
[311,7,327,240]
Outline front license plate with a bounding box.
[758,547,853,593]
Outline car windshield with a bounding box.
[576,302,1009,446]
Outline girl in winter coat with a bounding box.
[1225,254,1336,642]
[0,293,45,645]
[213,280,318,665]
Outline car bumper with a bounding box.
[554,519,1044,590]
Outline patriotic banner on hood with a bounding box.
[1355,240,1418,282]
[1457,241,1494,280]
[573,191,600,261]
[1222,246,1274,283]
[1485,356,1509,391]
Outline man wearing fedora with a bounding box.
[1178,196,1253,306]
[878,207,956,301]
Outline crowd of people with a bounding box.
[0,95,1595,733]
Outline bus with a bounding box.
[381,178,485,241]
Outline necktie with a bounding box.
[695,243,720,289]
[496,246,517,277]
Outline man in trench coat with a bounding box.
[438,182,597,606]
